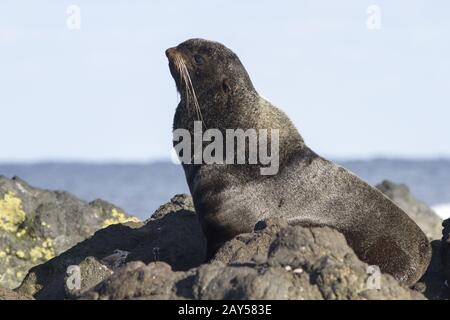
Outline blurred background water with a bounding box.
[1,159,449,220]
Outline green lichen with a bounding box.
[0,192,26,233]
[102,208,140,228]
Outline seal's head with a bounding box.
[166,39,255,99]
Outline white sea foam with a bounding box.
[432,203,450,220]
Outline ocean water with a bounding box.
[0,159,450,220]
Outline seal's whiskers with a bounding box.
[176,58,206,128]
[183,64,206,128]
[174,56,196,120]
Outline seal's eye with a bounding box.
[193,55,204,65]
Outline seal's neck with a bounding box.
[175,85,259,130]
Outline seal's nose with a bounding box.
[165,47,177,59]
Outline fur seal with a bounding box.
[166,38,431,285]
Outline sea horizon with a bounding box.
[1,158,450,220]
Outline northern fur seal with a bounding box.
[166,38,431,285]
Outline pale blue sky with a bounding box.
[1,0,449,162]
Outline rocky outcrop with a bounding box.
[14,194,424,300]
[377,180,443,240]
[81,218,424,300]
[15,195,206,299]
[3,176,448,300]
[0,176,139,289]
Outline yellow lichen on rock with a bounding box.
[15,250,26,259]
[40,221,51,229]
[29,238,55,263]
[16,227,27,238]
[0,192,26,233]
[102,208,140,228]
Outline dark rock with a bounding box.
[442,218,450,287]
[0,287,33,300]
[377,180,448,299]
[377,180,442,240]
[16,194,206,299]
[64,257,113,299]
[81,220,423,300]
[127,194,206,271]
[13,188,433,300]
[81,261,186,300]
[0,176,139,289]
[420,241,449,300]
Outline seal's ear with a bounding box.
[222,78,231,93]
